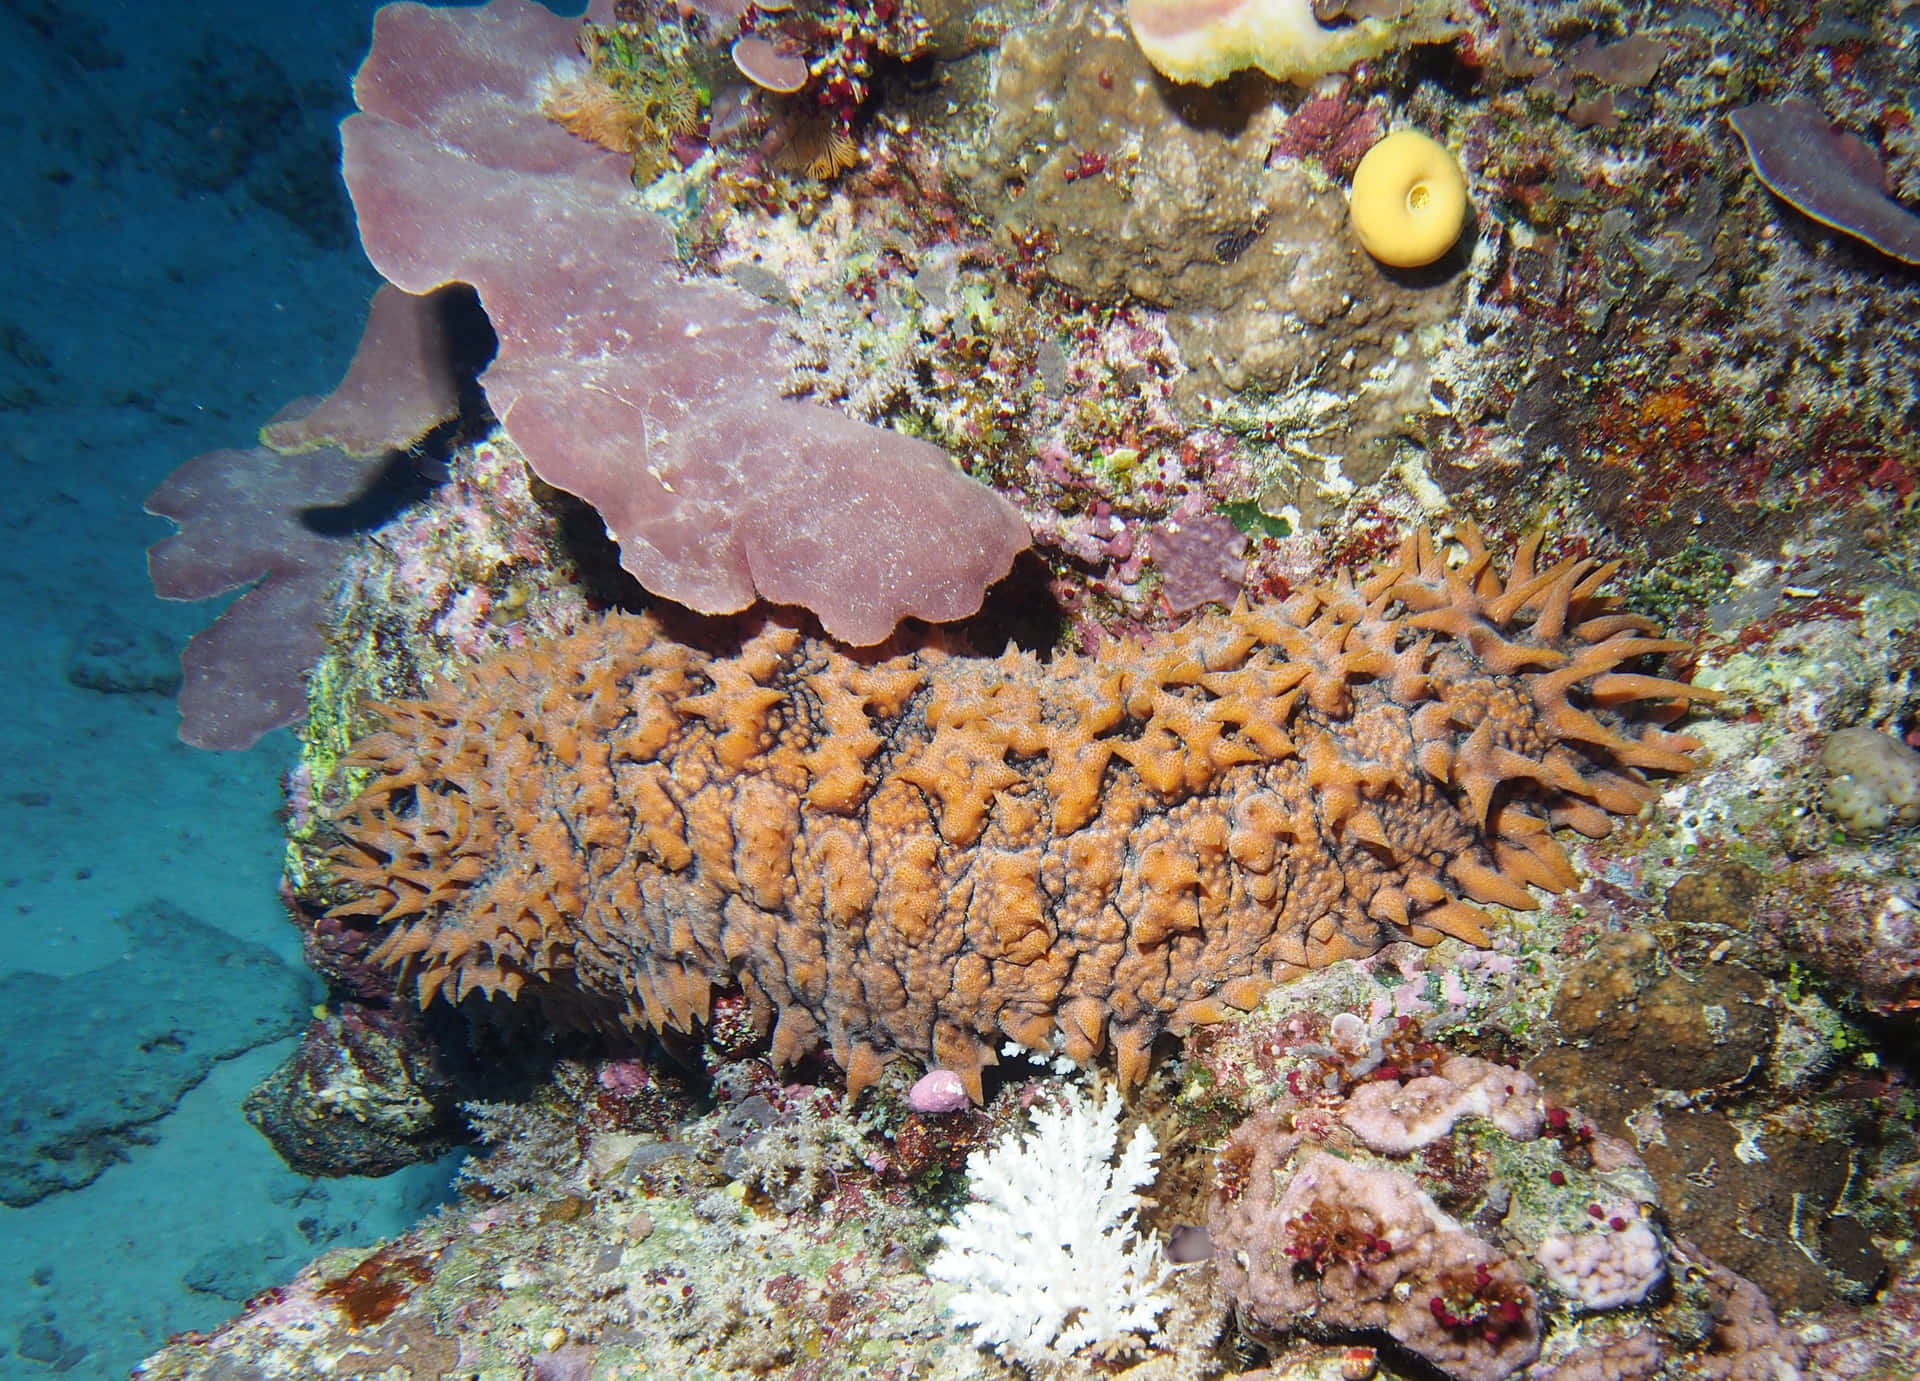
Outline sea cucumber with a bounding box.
[328,530,1712,1099]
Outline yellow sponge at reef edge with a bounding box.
[1348,129,1468,268]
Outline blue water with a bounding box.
[0,4,464,1375]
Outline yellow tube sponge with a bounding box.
[1126,0,1458,87]
[1348,129,1468,267]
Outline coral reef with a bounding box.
[1768,863,1920,1022]
[136,1069,957,1380]
[540,10,709,182]
[1532,919,1891,1313]
[1546,930,1775,1096]
[1410,0,1920,566]
[327,529,1708,1101]
[968,0,1462,416]
[128,0,1920,1374]
[1213,1141,1544,1381]
[135,1050,1231,1381]
[1201,1045,1825,1381]
[727,0,935,180]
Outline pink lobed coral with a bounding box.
[146,409,388,750]
[1212,1137,1543,1381]
[1337,1055,1546,1154]
[147,282,482,749]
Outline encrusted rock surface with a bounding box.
[964,0,1461,479]
[243,1005,457,1178]
[1548,929,1776,1093]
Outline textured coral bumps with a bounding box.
[329,531,1712,1098]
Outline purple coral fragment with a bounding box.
[145,410,388,750]
[907,1069,971,1113]
[1729,99,1920,266]
[1567,33,1666,89]
[260,283,472,459]
[731,34,809,93]
[341,0,1029,645]
[1149,508,1246,613]
[146,280,474,750]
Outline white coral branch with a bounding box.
[928,1083,1174,1362]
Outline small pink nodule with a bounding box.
[908,1069,971,1114]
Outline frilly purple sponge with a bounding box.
[342,0,1030,645]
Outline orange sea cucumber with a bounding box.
[328,530,1713,1100]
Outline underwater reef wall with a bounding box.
[330,530,1709,1098]
[127,1,1920,1376]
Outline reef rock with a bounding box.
[968,0,1461,481]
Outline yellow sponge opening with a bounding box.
[1348,129,1468,268]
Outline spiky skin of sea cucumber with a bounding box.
[329,530,1712,1100]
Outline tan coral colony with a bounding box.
[329,531,1713,1101]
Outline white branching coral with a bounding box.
[928,1083,1174,1362]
